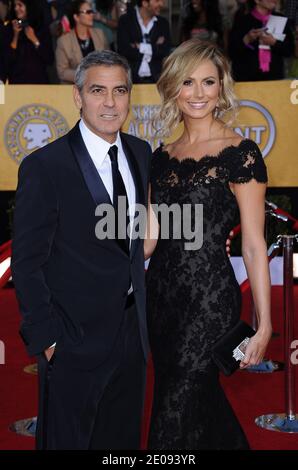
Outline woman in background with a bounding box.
[229,0,294,81]
[2,0,53,83]
[180,0,223,47]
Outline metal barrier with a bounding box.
[255,235,298,433]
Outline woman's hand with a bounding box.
[240,326,272,368]
[259,32,277,47]
[144,185,159,260]
[243,28,263,45]
[12,19,22,36]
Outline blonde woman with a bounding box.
[145,39,272,449]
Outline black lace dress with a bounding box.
[146,139,268,450]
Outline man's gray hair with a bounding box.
[74,50,133,92]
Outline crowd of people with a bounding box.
[0,0,297,85]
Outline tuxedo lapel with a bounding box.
[68,122,111,207]
[132,9,143,42]
[67,123,145,258]
[121,134,146,260]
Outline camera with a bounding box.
[17,19,29,29]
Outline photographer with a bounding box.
[3,0,54,83]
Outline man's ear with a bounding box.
[73,85,82,112]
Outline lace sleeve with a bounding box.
[229,140,268,184]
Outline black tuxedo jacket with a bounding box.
[12,122,151,369]
[117,10,171,83]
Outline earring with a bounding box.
[214,105,220,119]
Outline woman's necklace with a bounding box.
[80,37,90,50]
[76,27,90,50]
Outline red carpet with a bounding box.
[0,285,298,450]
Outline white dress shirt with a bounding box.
[79,119,136,240]
[135,6,157,78]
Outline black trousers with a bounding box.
[36,302,147,450]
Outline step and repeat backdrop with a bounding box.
[0,80,297,190]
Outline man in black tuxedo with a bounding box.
[12,50,151,449]
[117,0,171,83]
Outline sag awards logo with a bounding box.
[127,105,163,149]
[234,100,276,158]
[4,104,69,164]
[127,100,276,156]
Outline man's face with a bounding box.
[73,65,130,143]
[191,0,203,14]
[74,1,94,28]
[145,0,164,17]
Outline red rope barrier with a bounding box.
[0,240,11,255]
[230,224,241,238]
[274,207,298,232]
[0,240,12,289]
[0,266,11,289]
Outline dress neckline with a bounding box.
[159,138,250,166]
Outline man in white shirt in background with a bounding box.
[117,0,171,83]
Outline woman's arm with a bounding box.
[144,184,159,261]
[233,179,272,368]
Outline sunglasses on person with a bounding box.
[79,9,94,15]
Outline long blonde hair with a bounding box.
[155,40,238,136]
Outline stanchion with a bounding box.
[255,235,298,432]
[246,237,283,373]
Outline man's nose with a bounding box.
[103,92,115,107]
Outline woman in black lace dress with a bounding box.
[145,39,272,450]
